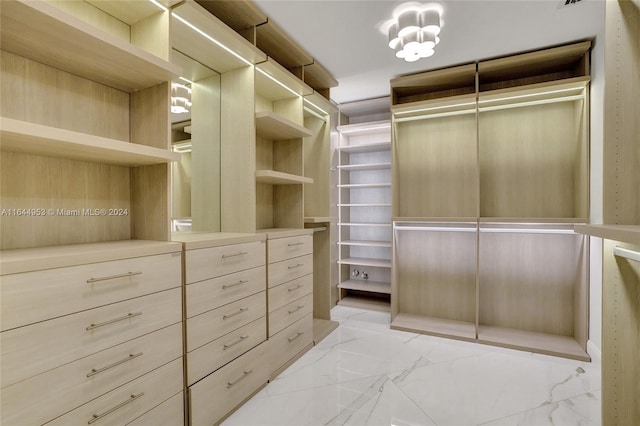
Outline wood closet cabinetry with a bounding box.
[1,0,185,424]
[391,41,592,360]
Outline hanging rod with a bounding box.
[394,225,476,232]
[479,228,576,235]
[303,106,327,121]
[613,246,640,263]
[312,226,327,233]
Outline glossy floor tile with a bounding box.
[223,306,601,426]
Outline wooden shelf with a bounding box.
[255,111,313,140]
[255,170,313,185]
[574,225,640,245]
[303,61,338,92]
[255,57,313,101]
[338,163,391,171]
[0,0,180,93]
[338,279,391,295]
[338,223,391,228]
[0,240,182,275]
[391,313,476,341]
[338,183,391,189]
[86,0,181,25]
[338,257,391,268]
[337,295,390,312]
[194,0,267,32]
[0,117,180,166]
[304,217,335,224]
[336,121,391,136]
[257,228,313,239]
[478,325,590,361]
[338,240,391,248]
[391,93,478,121]
[338,142,391,153]
[255,20,313,70]
[171,232,265,250]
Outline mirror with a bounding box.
[170,49,221,233]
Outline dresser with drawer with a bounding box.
[172,232,269,426]
[263,229,315,379]
[0,240,185,426]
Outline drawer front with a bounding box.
[1,288,181,387]
[268,274,313,313]
[267,235,312,264]
[1,324,182,426]
[269,314,313,375]
[267,254,313,288]
[127,391,184,426]
[268,293,313,337]
[186,291,266,352]
[185,266,266,318]
[1,252,182,331]
[185,241,265,284]
[46,358,184,426]
[189,343,268,426]
[187,316,266,386]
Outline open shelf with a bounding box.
[0,0,180,93]
[338,279,391,294]
[338,223,391,228]
[337,120,391,136]
[86,0,181,25]
[574,224,640,245]
[338,240,391,248]
[338,257,391,268]
[338,142,391,154]
[477,325,590,361]
[255,111,313,140]
[255,57,313,101]
[337,295,390,312]
[391,313,476,341]
[255,170,313,185]
[337,163,391,171]
[0,117,180,166]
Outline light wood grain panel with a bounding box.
[131,10,170,61]
[307,224,333,319]
[394,228,477,323]
[273,139,303,176]
[304,111,331,218]
[255,20,313,69]
[268,274,313,312]
[394,115,478,218]
[131,82,170,149]
[274,185,304,229]
[130,164,170,242]
[268,293,313,337]
[194,0,267,32]
[127,391,184,426]
[184,240,265,284]
[274,97,304,126]
[267,254,313,288]
[479,101,585,218]
[268,314,313,376]
[48,0,130,41]
[1,323,182,426]
[256,182,274,230]
[46,358,183,426]
[267,234,312,264]
[220,67,255,233]
[478,229,584,336]
[0,288,181,387]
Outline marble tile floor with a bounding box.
[223,306,601,426]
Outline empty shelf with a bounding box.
[574,224,640,245]
[337,295,390,312]
[338,142,391,153]
[255,170,313,184]
[338,240,391,248]
[338,163,392,171]
[338,257,391,268]
[338,279,391,294]
[338,223,391,228]
[391,313,476,340]
[338,183,391,189]
[255,111,313,140]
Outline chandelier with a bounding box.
[387,5,442,62]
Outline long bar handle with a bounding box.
[223,307,248,320]
[87,352,143,378]
[86,312,142,331]
[222,279,249,290]
[86,272,142,283]
[223,335,249,350]
[287,283,303,292]
[88,393,144,424]
[288,263,304,270]
[288,305,304,315]
[613,246,640,263]
[288,331,304,343]
[222,251,248,259]
[288,242,304,247]
[227,370,253,389]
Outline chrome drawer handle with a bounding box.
[88,392,144,424]
[287,242,304,247]
[288,331,304,343]
[223,335,249,350]
[222,279,249,290]
[287,283,303,292]
[222,251,248,259]
[223,307,248,320]
[86,312,142,331]
[227,370,253,389]
[287,263,304,270]
[288,305,304,315]
[86,272,142,283]
[87,352,143,378]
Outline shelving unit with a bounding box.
[337,120,392,310]
[390,41,592,361]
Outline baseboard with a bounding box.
[587,340,602,364]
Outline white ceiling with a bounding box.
[252,0,605,105]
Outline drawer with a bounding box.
[1,252,181,331]
[1,287,181,387]
[1,324,182,426]
[187,316,266,386]
[189,342,268,426]
[127,391,184,426]
[186,291,266,352]
[267,254,313,288]
[269,314,313,376]
[268,293,313,337]
[46,358,183,426]
[268,274,313,313]
[185,266,266,318]
[185,241,265,284]
[267,234,312,264]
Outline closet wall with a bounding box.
[391,41,592,360]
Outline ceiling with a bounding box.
[252,0,605,106]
